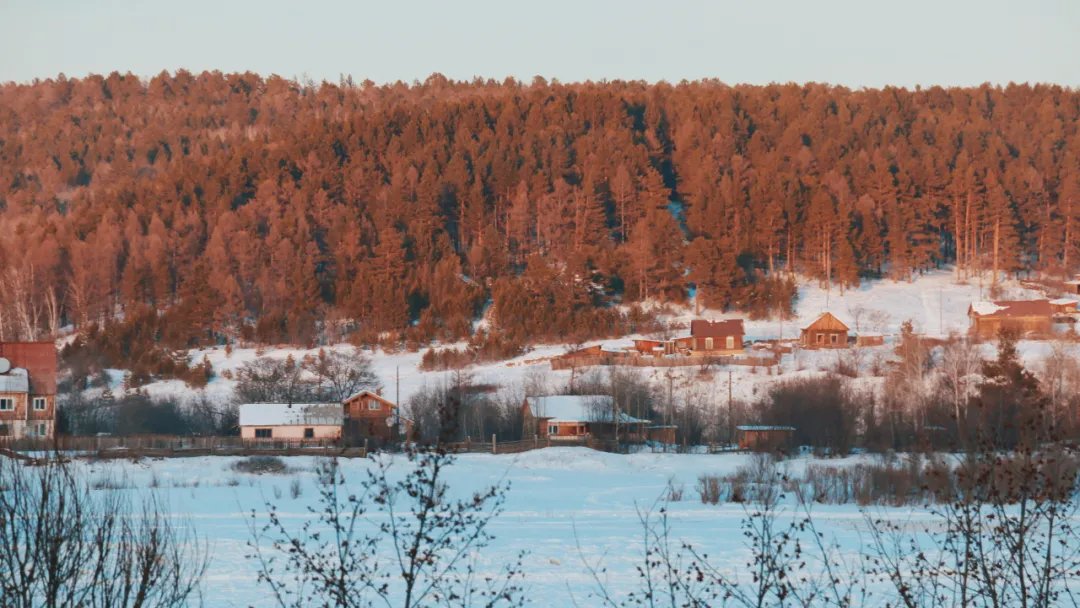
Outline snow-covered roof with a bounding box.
[1050,298,1079,306]
[239,403,343,427]
[1065,280,1080,286]
[736,425,796,432]
[526,395,651,424]
[970,301,1007,316]
[0,368,29,393]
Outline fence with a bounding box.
[445,435,624,455]
[551,352,780,370]
[0,434,367,460]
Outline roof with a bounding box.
[736,425,796,432]
[969,299,1052,319]
[1050,298,1079,307]
[343,389,396,408]
[526,395,651,424]
[690,319,745,338]
[0,342,56,394]
[0,368,29,393]
[239,403,344,427]
[801,312,849,332]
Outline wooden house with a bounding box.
[968,300,1053,339]
[522,395,652,441]
[0,342,57,440]
[735,425,795,451]
[342,390,412,444]
[687,319,745,354]
[238,403,343,442]
[1066,278,1080,296]
[800,313,849,349]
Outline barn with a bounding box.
[800,312,849,349]
[239,403,343,442]
[522,395,651,441]
[968,300,1053,339]
[735,425,796,451]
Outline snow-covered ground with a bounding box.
[67,448,925,607]
[97,268,1071,412]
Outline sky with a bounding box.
[1,0,1078,88]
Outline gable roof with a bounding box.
[0,368,29,393]
[0,342,56,393]
[690,319,745,338]
[526,395,650,424]
[239,403,344,427]
[342,390,396,408]
[969,299,1052,319]
[801,312,849,332]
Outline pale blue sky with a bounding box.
[1,0,1077,87]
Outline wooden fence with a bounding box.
[446,435,625,455]
[551,352,780,370]
[0,434,367,460]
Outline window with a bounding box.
[254,428,272,438]
[304,427,314,439]
[704,337,714,350]
[548,424,559,435]
[34,423,46,437]
[830,334,838,345]
[816,333,824,345]
[0,398,12,411]
[367,401,381,410]
[726,336,735,350]
[33,397,46,411]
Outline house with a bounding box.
[687,319,745,354]
[735,425,795,451]
[0,342,57,440]
[1066,278,1080,296]
[238,403,343,442]
[800,313,849,349]
[968,300,1053,339]
[342,389,412,443]
[522,395,652,441]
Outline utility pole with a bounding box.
[727,370,734,444]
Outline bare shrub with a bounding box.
[289,478,302,499]
[0,458,207,607]
[231,455,288,475]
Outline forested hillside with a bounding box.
[1,72,1077,350]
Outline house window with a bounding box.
[726,336,735,349]
[830,334,838,345]
[33,397,46,411]
[548,424,559,435]
[367,402,381,410]
[704,337,714,350]
[304,427,314,439]
[254,428,272,439]
[34,423,46,437]
[816,333,824,345]
[0,398,12,411]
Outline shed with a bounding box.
[1066,279,1080,296]
[735,425,796,451]
[239,403,343,441]
[800,313,849,349]
[1050,298,1079,316]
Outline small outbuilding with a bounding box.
[1050,298,1079,316]
[239,403,343,442]
[1066,278,1080,296]
[800,312,849,349]
[735,425,796,451]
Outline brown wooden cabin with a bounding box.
[522,395,652,442]
[968,300,1053,339]
[800,313,849,349]
[688,319,745,354]
[646,425,677,444]
[0,342,57,440]
[342,390,413,444]
[736,425,795,451]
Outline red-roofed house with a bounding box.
[0,342,57,440]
